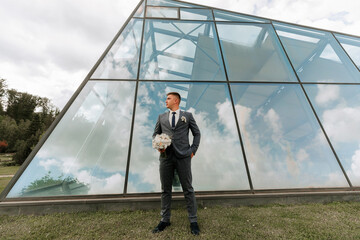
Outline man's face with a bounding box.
[166,94,178,109]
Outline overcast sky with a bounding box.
[1,0,359,109]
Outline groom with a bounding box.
[152,92,201,235]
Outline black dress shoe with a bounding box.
[190,222,200,235]
[152,221,171,233]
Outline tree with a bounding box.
[13,140,30,165]
[27,114,41,139]
[36,97,58,128]
[0,115,18,151]
[0,78,7,114]
[6,89,38,123]
[0,79,59,164]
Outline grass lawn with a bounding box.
[0,165,20,175]
[0,153,20,194]
[0,158,19,194]
[1,202,360,239]
[0,177,13,194]
[0,165,20,194]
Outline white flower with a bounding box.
[152,133,172,150]
[181,116,186,123]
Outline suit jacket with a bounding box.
[153,110,201,158]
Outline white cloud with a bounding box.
[296,149,309,162]
[234,101,347,188]
[315,85,340,106]
[350,147,360,178]
[263,108,282,142]
[322,107,360,143]
[39,158,61,171]
[345,145,360,186]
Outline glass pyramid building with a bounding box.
[2,0,360,201]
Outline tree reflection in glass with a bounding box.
[7,81,136,197]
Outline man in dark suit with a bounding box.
[152,92,201,235]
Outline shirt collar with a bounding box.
[169,108,180,115]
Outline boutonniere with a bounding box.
[181,116,186,123]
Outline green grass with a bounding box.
[0,165,20,175]
[0,165,20,194]
[0,153,20,194]
[0,177,12,193]
[1,202,360,239]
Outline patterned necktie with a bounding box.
[172,112,176,129]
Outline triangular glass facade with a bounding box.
[2,0,360,200]
[334,34,360,70]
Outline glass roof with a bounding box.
[214,10,269,23]
[3,0,360,200]
[274,22,360,83]
[147,0,204,8]
[334,33,360,70]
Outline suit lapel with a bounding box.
[163,111,172,129]
[175,110,184,129]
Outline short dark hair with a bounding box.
[167,92,181,102]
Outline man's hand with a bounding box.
[191,152,194,158]
[158,149,166,153]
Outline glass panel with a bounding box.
[334,34,360,70]
[6,81,136,198]
[231,83,348,189]
[127,82,250,193]
[147,0,204,8]
[134,0,145,18]
[304,84,360,186]
[214,10,269,23]
[146,6,179,19]
[217,23,297,82]
[274,23,360,83]
[139,20,227,81]
[180,8,213,20]
[91,19,143,79]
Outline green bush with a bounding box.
[13,140,32,165]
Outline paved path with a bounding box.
[0,175,14,178]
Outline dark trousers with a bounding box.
[159,148,197,223]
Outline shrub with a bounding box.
[0,140,8,153]
[13,140,32,165]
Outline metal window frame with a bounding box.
[145,6,180,20]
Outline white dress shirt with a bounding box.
[169,108,180,127]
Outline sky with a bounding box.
[0,0,359,110]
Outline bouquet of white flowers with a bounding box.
[152,133,172,150]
